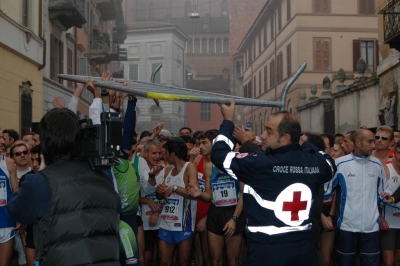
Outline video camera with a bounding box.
[80,112,123,170]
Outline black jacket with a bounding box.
[35,160,120,266]
[211,120,335,244]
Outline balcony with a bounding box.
[48,0,86,30]
[93,0,117,21]
[88,35,111,65]
[113,26,127,44]
[380,0,400,50]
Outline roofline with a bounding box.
[127,25,191,41]
[237,0,272,52]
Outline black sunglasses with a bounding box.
[14,150,28,157]
[375,136,389,141]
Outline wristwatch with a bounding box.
[232,216,239,222]
[173,185,178,192]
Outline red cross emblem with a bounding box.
[282,191,307,221]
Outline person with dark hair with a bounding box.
[0,148,18,266]
[6,108,120,265]
[325,129,385,266]
[193,130,204,141]
[188,128,245,266]
[342,130,355,155]
[180,135,196,161]
[22,132,36,149]
[1,129,20,149]
[211,99,335,265]
[18,145,41,266]
[321,133,334,156]
[179,127,192,137]
[140,130,152,142]
[334,133,345,142]
[189,129,218,266]
[156,137,199,266]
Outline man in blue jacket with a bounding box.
[211,99,335,266]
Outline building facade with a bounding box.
[0,0,44,134]
[123,0,265,131]
[43,0,126,118]
[239,0,378,135]
[121,22,188,134]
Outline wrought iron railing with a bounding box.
[89,35,110,53]
[379,0,400,43]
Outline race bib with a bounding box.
[144,194,164,217]
[0,180,7,206]
[212,181,237,207]
[198,173,205,193]
[161,198,180,221]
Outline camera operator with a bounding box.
[6,108,120,265]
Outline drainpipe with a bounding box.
[38,0,46,70]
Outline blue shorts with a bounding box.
[158,228,194,244]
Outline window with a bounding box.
[209,38,215,53]
[270,18,274,40]
[314,38,331,71]
[67,49,73,88]
[359,0,375,15]
[129,64,138,80]
[151,63,161,83]
[277,53,283,83]
[149,3,155,19]
[258,33,261,54]
[278,4,282,32]
[222,0,228,16]
[22,0,29,27]
[353,40,377,71]
[263,26,267,48]
[223,37,229,53]
[287,0,291,21]
[254,76,257,97]
[185,2,192,17]
[216,38,222,53]
[270,59,275,88]
[236,60,242,77]
[50,34,64,83]
[248,81,252,98]
[360,41,374,70]
[249,45,253,64]
[264,65,268,92]
[313,0,330,13]
[201,38,208,53]
[286,43,291,77]
[259,71,262,96]
[194,38,200,53]
[201,103,211,121]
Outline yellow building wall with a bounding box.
[0,47,43,131]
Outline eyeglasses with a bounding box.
[375,136,389,141]
[14,150,28,157]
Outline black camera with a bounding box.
[80,112,123,170]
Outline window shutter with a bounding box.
[129,64,138,80]
[259,71,262,95]
[353,40,360,72]
[375,39,379,70]
[244,84,247,98]
[59,41,64,83]
[50,34,55,80]
[287,43,292,77]
[264,65,268,92]
[314,0,320,13]
[87,65,91,77]
[78,57,88,76]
